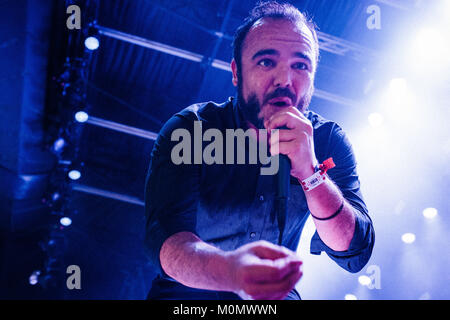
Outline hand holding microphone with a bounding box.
[264,106,318,181]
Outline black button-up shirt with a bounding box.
[144,97,374,299]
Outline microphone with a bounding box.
[275,126,291,245]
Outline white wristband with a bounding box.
[300,170,326,191]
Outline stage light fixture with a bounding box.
[74,111,89,123]
[68,169,81,180]
[60,217,72,227]
[52,192,60,201]
[384,77,416,121]
[387,78,410,108]
[423,207,438,219]
[29,270,41,285]
[358,275,371,286]
[85,36,99,50]
[401,232,416,244]
[52,137,66,153]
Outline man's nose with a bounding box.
[273,65,293,88]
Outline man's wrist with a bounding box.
[292,163,317,181]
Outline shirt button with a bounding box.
[250,232,256,238]
[259,195,264,201]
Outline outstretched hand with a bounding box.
[226,240,303,300]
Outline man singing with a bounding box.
[144,1,374,300]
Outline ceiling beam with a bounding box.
[86,115,158,140]
[97,25,360,108]
[72,184,145,206]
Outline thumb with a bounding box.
[250,241,295,260]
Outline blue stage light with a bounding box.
[68,169,81,180]
[53,137,66,153]
[60,217,72,227]
[29,270,40,285]
[358,275,371,286]
[85,36,99,50]
[423,207,438,219]
[401,233,416,244]
[75,111,89,123]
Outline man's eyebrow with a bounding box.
[251,49,279,60]
[293,52,312,65]
[251,49,313,65]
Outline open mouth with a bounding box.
[268,97,292,107]
[272,101,288,107]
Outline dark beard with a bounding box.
[237,90,265,129]
[236,83,313,130]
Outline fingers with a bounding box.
[265,110,312,158]
[233,241,303,300]
[269,139,297,156]
[244,264,303,300]
[265,108,312,135]
[249,240,293,260]
[253,271,303,300]
[268,128,297,146]
[246,257,302,283]
[264,111,299,130]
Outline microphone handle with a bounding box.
[277,154,291,199]
[276,125,291,200]
[276,126,291,245]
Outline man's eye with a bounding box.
[258,59,274,67]
[293,62,309,70]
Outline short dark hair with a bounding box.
[232,1,319,74]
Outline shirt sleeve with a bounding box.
[310,123,375,273]
[143,113,201,275]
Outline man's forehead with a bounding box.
[243,17,315,53]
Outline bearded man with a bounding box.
[144,1,374,300]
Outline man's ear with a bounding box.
[231,59,238,87]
